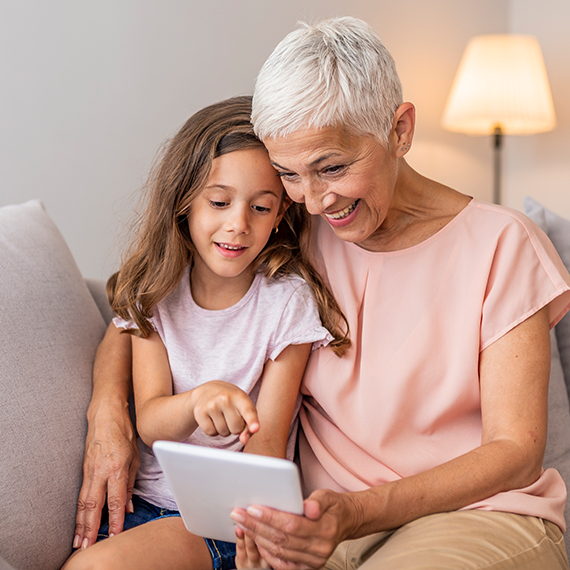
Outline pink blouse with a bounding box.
[299,200,570,531]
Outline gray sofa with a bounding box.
[2,198,570,569]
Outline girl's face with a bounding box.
[188,147,286,290]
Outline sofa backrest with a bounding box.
[0,201,107,570]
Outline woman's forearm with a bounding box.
[342,437,544,540]
[89,323,133,417]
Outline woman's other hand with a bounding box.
[73,399,139,549]
[231,489,357,570]
[235,525,272,569]
[73,323,138,549]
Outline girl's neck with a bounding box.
[189,262,256,310]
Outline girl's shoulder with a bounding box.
[257,271,315,306]
[261,271,309,292]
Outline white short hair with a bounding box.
[252,17,403,145]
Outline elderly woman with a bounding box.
[75,17,570,570]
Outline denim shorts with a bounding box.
[97,494,236,570]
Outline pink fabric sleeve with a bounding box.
[480,210,570,351]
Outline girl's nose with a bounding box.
[227,204,250,234]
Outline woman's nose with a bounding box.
[302,180,337,215]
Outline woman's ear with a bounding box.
[390,102,416,157]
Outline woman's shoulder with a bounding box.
[465,200,548,240]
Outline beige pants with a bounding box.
[324,511,568,570]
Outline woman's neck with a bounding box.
[358,161,472,253]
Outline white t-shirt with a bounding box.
[114,268,332,509]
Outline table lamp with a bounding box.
[441,34,556,204]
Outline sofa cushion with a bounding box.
[525,197,570,402]
[525,197,570,559]
[85,278,114,325]
[0,201,106,570]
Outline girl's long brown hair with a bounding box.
[108,96,350,356]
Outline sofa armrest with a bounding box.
[85,278,114,325]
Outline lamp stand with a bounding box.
[492,126,503,205]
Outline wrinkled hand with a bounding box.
[231,489,357,570]
[192,381,260,446]
[235,525,272,569]
[73,402,139,549]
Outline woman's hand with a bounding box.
[231,489,357,570]
[191,381,260,446]
[235,525,272,569]
[73,400,139,549]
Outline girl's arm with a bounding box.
[231,307,551,570]
[74,323,138,549]
[243,342,312,459]
[132,332,261,446]
[235,342,312,570]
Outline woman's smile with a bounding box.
[324,199,360,226]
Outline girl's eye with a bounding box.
[252,205,271,213]
[209,201,228,208]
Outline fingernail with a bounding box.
[73,535,81,549]
[230,509,245,523]
[246,506,262,518]
[109,533,115,538]
[127,499,134,513]
[81,537,89,550]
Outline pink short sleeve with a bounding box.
[480,206,570,350]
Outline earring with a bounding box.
[401,143,411,152]
[274,226,279,234]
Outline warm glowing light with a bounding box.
[442,34,556,136]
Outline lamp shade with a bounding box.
[442,34,556,135]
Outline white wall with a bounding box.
[10,1,563,280]
[505,0,570,218]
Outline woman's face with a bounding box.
[264,126,399,247]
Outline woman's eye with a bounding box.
[209,201,228,208]
[323,165,345,175]
[277,172,298,182]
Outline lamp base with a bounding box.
[492,126,503,205]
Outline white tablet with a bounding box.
[152,440,304,543]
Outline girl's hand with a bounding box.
[231,489,356,570]
[191,381,260,445]
[235,525,272,569]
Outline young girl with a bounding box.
[64,96,349,570]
